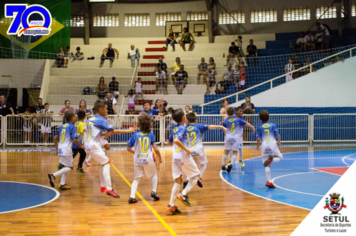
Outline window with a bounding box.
[283,7,310,21]
[316,4,345,19]
[93,14,119,27]
[353,2,356,17]
[219,11,245,24]
[156,13,182,26]
[71,15,84,27]
[124,14,150,27]
[251,9,277,23]
[187,12,208,21]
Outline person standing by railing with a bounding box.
[59,100,75,124]
[75,100,92,117]
[241,96,255,143]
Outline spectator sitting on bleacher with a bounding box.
[316,22,332,49]
[105,92,117,115]
[109,75,119,99]
[235,36,244,57]
[292,32,305,53]
[197,58,208,84]
[97,77,107,99]
[174,65,188,95]
[315,28,324,50]
[304,31,315,52]
[222,64,234,88]
[63,46,73,68]
[206,67,216,95]
[180,27,196,51]
[171,57,183,84]
[166,29,177,52]
[215,78,228,94]
[128,45,140,68]
[100,43,119,68]
[73,47,84,61]
[156,66,168,95]
[76,100,92,116]
[56,46,64,68]
[208,57,216,71]
[156,57,168,83]
[225,42,240,66]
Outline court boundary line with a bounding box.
[341,153,356,166]
[110,163,177,236]
[219,170,311,211]
[0,181,60,214]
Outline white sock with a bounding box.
[231,155,237,166]
[53,167,71,178]
[265,167,271,182]
[222,154,228,166]
[105,149,109,158]
[273,157,282,163]
[186,176,190,182]
[103,164,112,191]
[169,183,181,207]
[239,148,243,161]
[99,165,106,187]
[182,175,199,196]
[130,178,141,198]
[229,149,233,160]
[151,174,157,193]
[199,163,207,177]
[86,155,92,162]
[60,173,68,185]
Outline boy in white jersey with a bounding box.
[166,109,200,214]
[85,100,137,198]
[127,113,162,204]
[48,111,84,190]
[183,113,227,188]
[256,110,283,188]
[222,107,255,173]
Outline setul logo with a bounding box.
[5,4,52,36]
[324,192,347,215]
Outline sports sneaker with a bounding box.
[85,161,92,166]
[105,189,120,198]
[48,174,55,187]
[151,191,160,201]
[100,187,106,192]
[263,155,274,167]
[266,181,276,188]
[57,163,63,171]
[221,165,226,171]
[239,160,245,167]
[226,162,233,173]
[166,205,181,215]
[59,184,71,190]
[197,178,203,188]
[76,168,85,174]
[177,192,191,207]
[183,180,189,190]
[128,197,138,204]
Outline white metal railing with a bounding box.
[199,46,356,114]
[1,113,355,147]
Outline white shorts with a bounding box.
[136,89,142,94]
[286,74,293,83]
[41,125,51,133]
[261,147,283,164]
[99,137,109,147]
[59,155,73,167]
[23,127,32,132]
[239,80,245,86]
[86,144,110,165]
[113,91,119,96]
[191,148,208,165]
[172,153,200,180]
[134,163,157,179]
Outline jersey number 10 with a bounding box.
[138,137,149,153]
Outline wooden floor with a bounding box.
[2,146,345,236]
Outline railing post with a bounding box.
[270,81,273,89]
[160,116,164,147]
[236,93,239,102]
[350,49,352,58]
[201,106,204,114]
[310,64,312,73]
[309,115,314,146]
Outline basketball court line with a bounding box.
[0,181,60,214]
[341,153,356,166]
[110,163,178,236]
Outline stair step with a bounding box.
[145,48,166,52]
[143,90,155,94]
[138,72,155,76]
[141,63,158,67]
[148,41,166,44]
[135,100,153,105]
[143,55,164,59]
[136,81,156,85]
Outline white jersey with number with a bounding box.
[85,115,114,151]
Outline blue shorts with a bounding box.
[175,81,187,87]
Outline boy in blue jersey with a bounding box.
[235,106,249,167]
[183,113,227,188]
[222,107,255,173]
[86,100,137,198]
[256,110,283,188]
[140,100,164,118]
[166,109,200,214]
[48,111,84,190]
[127,113,162,204]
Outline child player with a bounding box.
[183,112,227,188]
[72,110,86,173]
[166,109,200,214]
[85,100,137,198]
[256,110,283,188]
[48,111,84,190]
[222,107,255,173]
[126,113,162,204]
[235,106,253,167]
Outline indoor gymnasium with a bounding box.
[0,0,356,235]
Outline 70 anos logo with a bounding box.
[5,4,52,36]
